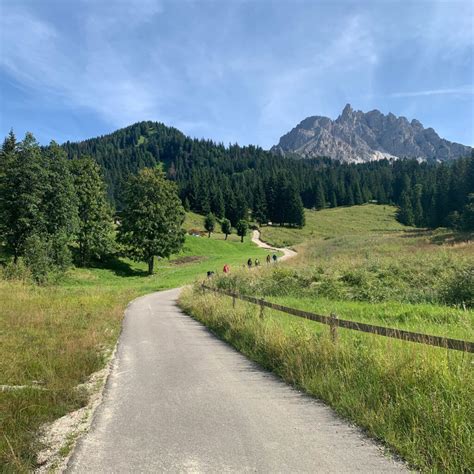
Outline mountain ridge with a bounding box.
[272,104,472,163]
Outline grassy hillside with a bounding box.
[0,213,274,471]
[259,204,405,248]
[180,204,474,472]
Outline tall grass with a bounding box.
[0,226,272,471]
[179,287,474,472]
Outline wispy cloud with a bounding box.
[389,87,474,98]
[0,0,473,147]
[0,2,166,127]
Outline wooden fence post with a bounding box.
[330,313,338,342]
[259,299,265,319]
[232,292,236,308]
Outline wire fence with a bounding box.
[201,284,474,353]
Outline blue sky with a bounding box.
[0,0,473,148]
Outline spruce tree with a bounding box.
[43,141,79,267]
[119,166,185,275]
[0,132,47,262]
[314,181,326,210]
[71,156,115,266]
[412,184,424,227]
[398,191,415,226]
[252,182,268,225]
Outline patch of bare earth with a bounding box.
[171,255,206,266]
[35,348,116,473]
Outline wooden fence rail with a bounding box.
[201,284,474,353]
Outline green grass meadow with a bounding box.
[0,214,272,471]
[1,205,473,472]
[180,205,474,472]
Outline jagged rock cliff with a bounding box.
[272,104,472,163]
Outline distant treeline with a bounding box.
[63,121,474,230]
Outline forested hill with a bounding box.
[62,121,474,230]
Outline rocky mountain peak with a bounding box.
[272,105,471,163]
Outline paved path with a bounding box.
[68,288,405,473]
[251,230,297,262]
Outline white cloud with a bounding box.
[389,86,474,98]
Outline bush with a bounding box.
[1,258,31,282]
[443,267,474,308]
[23,235,53,284]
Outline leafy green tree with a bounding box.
[221,218,232,240]
[236,219,248,243]
[71,156,115,266]
[119,167,185,275]
[204,212,216,238]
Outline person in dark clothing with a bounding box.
[255,258,260,267]
[247,258,252,268]
[266,254,271,264]
[272,254,277,262]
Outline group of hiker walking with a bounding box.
[246,253,277,269]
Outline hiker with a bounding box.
[255,258,260,267]
[207,270,215,279]
[272,253,277,263]
[223,264,230,274]
[247,258,252,268]
[266,254,271,264]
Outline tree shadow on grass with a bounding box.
[86,256,149,277]
[400,228,433,239]
[430,230,473,246]
[399,228,473,245]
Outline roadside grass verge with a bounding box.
[0,228,273,471]
[179,286,474,472]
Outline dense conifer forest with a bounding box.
[63,121,474,230]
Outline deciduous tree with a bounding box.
[119,166,185,275]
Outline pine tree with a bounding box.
[71,156,116,266]
[412,184,424,226]
[398,191,414,226]
[314,181,326,210]
[252,182,268,225]
[119,166,185,274]
[0,132,48,262]
[43,141,79,267]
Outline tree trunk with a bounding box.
[148,256,155,275]
[208,231,211,238]
[241,235,244,243]
[225,233,228,240]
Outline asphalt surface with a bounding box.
[68,288,406,473]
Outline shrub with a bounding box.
[23,235,53,284]
[443,266,474,308]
